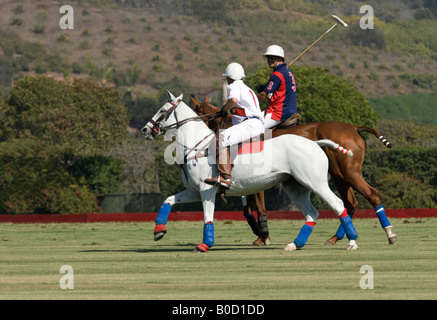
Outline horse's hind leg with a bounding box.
[324,179,358,245]
[348,174,397,244]
[281,182,319,251]
[154,189,200,241]
[306,180,359,250]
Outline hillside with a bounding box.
[1,0,437,102]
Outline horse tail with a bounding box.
[316,139,354,157]
[357,126,392,148]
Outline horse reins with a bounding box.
[145,99,224,162]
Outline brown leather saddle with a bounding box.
[271,113,301,130]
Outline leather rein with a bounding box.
[145,99,224,163]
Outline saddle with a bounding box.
[237,134,264,154]
[272,113,301,130]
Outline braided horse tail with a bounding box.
[357,126,392,148]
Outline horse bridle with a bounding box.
[141,99,182,138]
[142,99,228,163]
[142,99,223,138]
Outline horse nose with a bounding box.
[141,126,151,138]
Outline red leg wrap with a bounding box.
[196,243,210,252]
[154,224,167,234]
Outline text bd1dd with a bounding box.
[217,304,265,315]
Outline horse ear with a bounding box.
[167,90,176,101]
[176,93,183,101]
[190,96,200,108]
[204,95,210,103]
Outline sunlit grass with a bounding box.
[1,218,436,300]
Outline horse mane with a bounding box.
[190,95,231,131]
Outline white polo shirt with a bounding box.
[226,80,264,125]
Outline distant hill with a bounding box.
[1,0,436,101]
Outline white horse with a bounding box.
[141,91,359,252]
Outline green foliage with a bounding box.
[372,120,437,148]
[71,156,124,195]
[361,147,437,208]
[6,76,128,168]
[384,18,437,60]
[0,76,128,214]
[398,73,436,89]
[369,93,437,125]
[245,65,379,127]
[0,139,99,214]
[121,90,161,128]
[0,97,13,141]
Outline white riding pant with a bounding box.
[263,112,281,129]
[219,118,264,147]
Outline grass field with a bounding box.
[1,218,437,300]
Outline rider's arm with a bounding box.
[257,91,268,103]
[221,97,238,113]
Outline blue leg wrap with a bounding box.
[203,222,214,248]
[293,224,313,248]
[334,224,346,240]
[334,211,356,239]
[375,205,391,228]
[340,215,357,240]
[155,203,171,225]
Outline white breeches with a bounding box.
[219,118,264,147]
[263,112,281,129]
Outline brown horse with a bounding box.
[190,95,397,246]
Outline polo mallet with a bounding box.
[288,15,348,67]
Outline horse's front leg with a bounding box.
[194,187,217,253]
[154,189,200,241]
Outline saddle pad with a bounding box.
[238,140,264,155]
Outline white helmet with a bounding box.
[263,45,285,59]
[223,62,245,80]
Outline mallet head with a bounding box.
[332,15,348,27]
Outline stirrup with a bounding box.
[204,175,231,189]
[217,175,231,189]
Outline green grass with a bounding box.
[1,218,437,300]
[369,93,437,125]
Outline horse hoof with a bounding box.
[193,243,209,253]
[154,232,166,241]
[263,237,271,246]
[347,240,358,250]
[251,237,271,246]
[154,224,167,241]
[251,237,263,246]
[284,243,297,251]
[388,234,397,244]
[324,235,340,246]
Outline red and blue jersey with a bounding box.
[264,63,297,121]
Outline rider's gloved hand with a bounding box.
[219,108,227,118]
